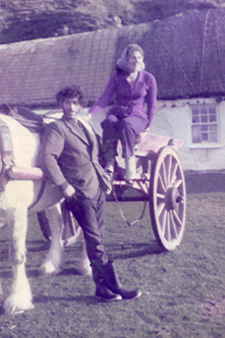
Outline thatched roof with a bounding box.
[0,8,225,107]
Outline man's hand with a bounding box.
[63,184,76,198]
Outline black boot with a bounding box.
[102,260,142,300]
[92,265,122,302]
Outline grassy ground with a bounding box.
[0,173,225,337]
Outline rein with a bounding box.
[112,186,147,227]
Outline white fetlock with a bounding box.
[4,295,34,315]
[38,260,62,277]
[0,281,3,307]
[77,239,92,276]
[125,156,136,180]
[77,257,92,276]
[4,270,34,315]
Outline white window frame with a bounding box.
[190,103,220,148]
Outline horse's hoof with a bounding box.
[77,256,92,276]
[4,298,34,316]
[77,265,92,276]
[77,269,92,276]
[38,262,62,277]
[38,268,61,277]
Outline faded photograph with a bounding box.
[0,1,224,338]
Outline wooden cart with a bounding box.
[38,131,186,251]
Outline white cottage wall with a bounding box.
[36,98,225,172]
[151,99,225,171]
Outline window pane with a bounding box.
[192,125,201,143]
[202,133,208,141]
[192,108,199,123]
[201,115,208,123]
[192,116,199,123]
[209,133,217,142]
[192,108,199,115]
[209,126,218,142]
[200,108,207,115]
[209,114,216,122]
[209,107,216,114]
[201,125,208,131]
[209,125,216,132]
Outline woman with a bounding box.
[89,44,157,180]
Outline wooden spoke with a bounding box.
[161,209,167,234]
[172,208,183,229]
[165,212,171,242]
[167,154,172,186]
[157,201,166,218]
[174,179,182,189]
[170,162,178,186]
[158,171,167,192]
[156,192,165,199]
[170,211,179,239]
[162,159,168,187]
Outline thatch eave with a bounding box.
[159,91,225,102]
[0,8,224,106]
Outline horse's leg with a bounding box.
[77,237,92,276]
[0,279,3,307]
[39,203,64,276]
[4,207,34,315]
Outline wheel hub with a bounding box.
[165,186,181,210]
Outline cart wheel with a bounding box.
[149,146,186,250]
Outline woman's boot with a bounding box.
[92,264,122,302]
[102,260,142,300]
[104,157,114,173]
[104,157,115,181]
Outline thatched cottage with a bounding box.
[0,8,224,171]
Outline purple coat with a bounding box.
[90,69,157,127]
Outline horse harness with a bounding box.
[0,106,45,192]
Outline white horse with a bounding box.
[0,113,90,315]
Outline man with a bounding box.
[40,85,142,302]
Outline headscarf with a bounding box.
[116,44,145,73]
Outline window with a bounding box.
[191,105,218,144]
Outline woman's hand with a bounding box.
[82,112,92,121]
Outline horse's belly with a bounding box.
[0,179,63,214]
[0,180,35,210]
[28,180,64,213]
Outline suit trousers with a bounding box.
[64,188,108,266]
[101,114,147,160]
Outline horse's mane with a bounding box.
[0,104,44,133]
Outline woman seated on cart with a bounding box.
[88,44,157,180]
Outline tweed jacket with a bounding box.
[40,116,111,199]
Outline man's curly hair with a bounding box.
[56,85,86,106]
